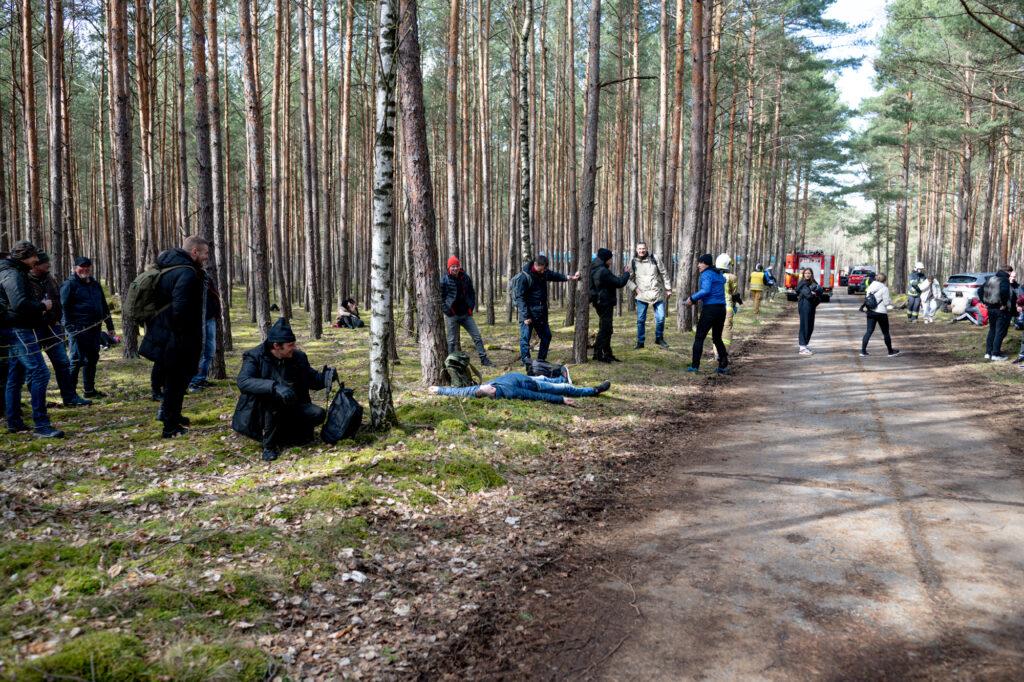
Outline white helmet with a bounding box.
[716,253,732,269]
[915,261,925,270]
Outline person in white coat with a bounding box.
[860,273,901,357]
[919,275,943,323]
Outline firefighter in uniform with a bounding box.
[907,261,925,322]
[749,264,767,314]
[715,253,739,363]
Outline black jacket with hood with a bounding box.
[0,257,46,329]
[139,248,204,364]
[231,343,326,441]
[513,262,568,324]
[589,258,630,307]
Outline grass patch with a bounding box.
[13,632,149,681]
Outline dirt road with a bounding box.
[520,296,1024,680]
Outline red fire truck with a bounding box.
[784,251,835,303]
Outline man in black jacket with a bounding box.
[984,266,1013,361]
[232,317,332,461]
[60,256,116,398]
[0,241,63,437]
[590,248,630,363]
[140,235,209,437]
[441,256,494,367]
[29,253,90,407]
[513,255,580,365]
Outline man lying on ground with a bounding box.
[429,372,610,405]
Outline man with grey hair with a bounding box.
[628,241,672,349]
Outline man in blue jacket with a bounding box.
[430,372,610,405]
[441,256,494,367]
[60,256,116,398]
[513,255,580,365]
[684,253,730,373]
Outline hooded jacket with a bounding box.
[231,343,326,440]
[984,270,1012,310]
[689,268,727,306]
[28,272,63,329]
[0,257,46,329]
[629,253,670,304]
[514,262,568,323]
[590,258,630,307]
[139,248,204,364]
[441,269,476,316]
[60,273,114,332]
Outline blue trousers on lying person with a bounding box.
[436,372,598,403]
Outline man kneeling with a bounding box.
[232,317,333,461]
[429,372,610,405]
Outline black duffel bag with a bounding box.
[321,381,363,444]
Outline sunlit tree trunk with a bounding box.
[21,0,43,246]
[175,0,189,235]
[517,0,533,262]
[206,0,231,362]
[676,0,704,332]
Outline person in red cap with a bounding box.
[441,256,495,367]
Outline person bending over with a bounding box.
[232,317,335,461]
[429,372,610,405]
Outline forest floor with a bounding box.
[458,295,1024,681]
[0,289,787,681]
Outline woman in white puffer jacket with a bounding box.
[860,273,901,357]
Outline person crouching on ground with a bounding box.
[232,317,334,461]
[430,371,610,405]
[684,253,729,374]
[590,248,630,362]
[860,273,900,357]
[335,297,364,328]
[795,268,824,355]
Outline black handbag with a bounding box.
[321,381,363,444]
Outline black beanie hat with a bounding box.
[267,317,297,344]
[698,253,714,267]
[36,251,51,265]
[597,248,613,262]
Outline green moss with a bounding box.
[436,457,505,492]
[157,641,271,681]
[290,481,382,515]
[435,418,469,435]
[13,631,150,681]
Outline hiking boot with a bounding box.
[34,426,65,438]
[888,349,902,357]
[594,380,611,394]
[859,351,870,357]
[634,342,644,350]
[161,425,188,438]
[655,338,670,349]
[178,416,191,426]
[7,422,30,434]
[63,396,92,407]
[1013,355,1024,364]
[714,366,730,374]
[480,358,496,368]
[187,383,204,394]
[83,390,106,399]
[609,355,623,363]
[151,391,163,401]
[262,446,279,462]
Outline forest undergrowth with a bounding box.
[0,291,785,680]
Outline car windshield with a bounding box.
[946,275,977,284]
[851,269,873,276]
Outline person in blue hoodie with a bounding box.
[430,372,610,405]
[683,253,729,373]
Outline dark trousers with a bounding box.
[520,320,552,363]
[445,314,489,361]
[798,300,817,347]
[68,327,101,394]
[160,353,200,428]
[862,312,893,352]
[907,295,921,320]
[691,303,728,370]
[264,402,327,448]
[986,307,1010,356]
[593,303,615,360]
[151,362,165,396]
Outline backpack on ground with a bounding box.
[981,276,1003,307]
[123,264,190,323]
[321,381,363,444]
[524,358,568,380]
[445,351,483,387]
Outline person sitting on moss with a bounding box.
[429,372,610,405]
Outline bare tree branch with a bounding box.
[958,0,1024,55]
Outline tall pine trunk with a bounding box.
[676,0,705,332]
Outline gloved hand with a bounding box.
[322,366,337,390]
[273,383,297,406]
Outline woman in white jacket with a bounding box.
[919,275,943,323]
[860,273,901,357]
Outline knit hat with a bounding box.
[75,256,92,267]
[698,253,714,267]
[447,256,461,269]
[597,248,613,263]
[267,317,297,344]
[36,251,51,265]
[10,240,38,261]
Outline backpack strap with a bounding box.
[468,363,483,383]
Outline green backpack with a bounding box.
[444,351,483,387]
[122,264,190,324]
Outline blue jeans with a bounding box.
[39,327,78,403]
[636,300,666,344]
[528,375,596,397]
[3,328,52,429]
[191,318,217,384]
[520,320,552,363]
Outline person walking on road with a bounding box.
[860,273,901,357]
[28,253,90,407]
[982,265,1013,361]
[60,256,116,398]
[441,257,495,367]
[513,255,580,365]
[684,254,729,374]
[749,264,767,314]
[796,268,824,355]
[906,262,926,322]
[590,248,630,363]
[628,242,671,349]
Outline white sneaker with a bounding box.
[984,354,991,360]
[799,347,813,355]
[991,355,1009,361]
